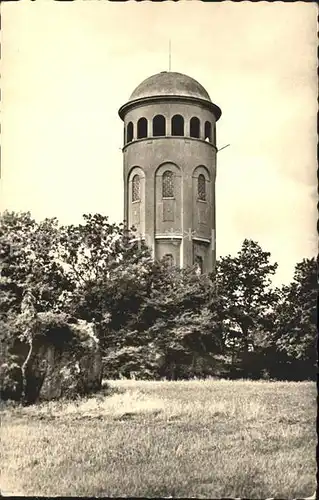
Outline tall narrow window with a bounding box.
[171,115,184,136]
[132,175,140,202]
[190,117,200,138]
[153,115,166,136]
[127,122,133,143]
[204,121,212,142]
[162,171,174,198]
[195,255,203,275]
[137,117,147,139]
[163,254,174,267]
[198,174,206,201]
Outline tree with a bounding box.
[102,262,224,379]
[1,212,157,379]
[146,305,224,380]
[135,263,213,327]
[272,257,317,378]
[215,239,278,355]
[0,211,69,317]
[56,214,154,342]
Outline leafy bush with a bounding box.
[102,345,161,380]
[0,357,23,401]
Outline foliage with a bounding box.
[0,211,69,316]
[56,214,153,331]
[267,257,317,380]
[274,258,317,359]
[0,357,23,401]
[0,211,317,386]
[215,239,279,353]
[102,345,161,380]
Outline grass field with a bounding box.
[1,379,317,498]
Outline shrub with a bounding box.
[0,356,23,401]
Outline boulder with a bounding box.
[0,311,103,404]
[23,315,103,403]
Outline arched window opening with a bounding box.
[198,174,206,201]
[195,255,203,275]
[171,115,184,136]
[190,117,200,138]
[132,174,140,202]
[153,115,166,137]
[204,121,212,142]
[163,254,174,267]
[162,170,174,198]
[127,122,133,143]
[137,117,148,139]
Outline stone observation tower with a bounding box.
[118,71,221,273]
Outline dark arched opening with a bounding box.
[190,117,200,138]
[204,121,212,142]
[171,115,184,136]
[163,254,174,267]
[137,117,148,139]
[153,115,166,137]
[127,122,134,143]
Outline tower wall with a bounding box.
[122,100,217,273]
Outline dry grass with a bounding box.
[1,379,317,498]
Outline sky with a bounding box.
[1,1,317,285]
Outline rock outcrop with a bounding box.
[1,313,103,404]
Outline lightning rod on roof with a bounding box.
[169,39,171,71]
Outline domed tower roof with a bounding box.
[130,71,211,102]
[119,71,221,120]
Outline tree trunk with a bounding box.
[241,326,250,352]
[21,333,33,404]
